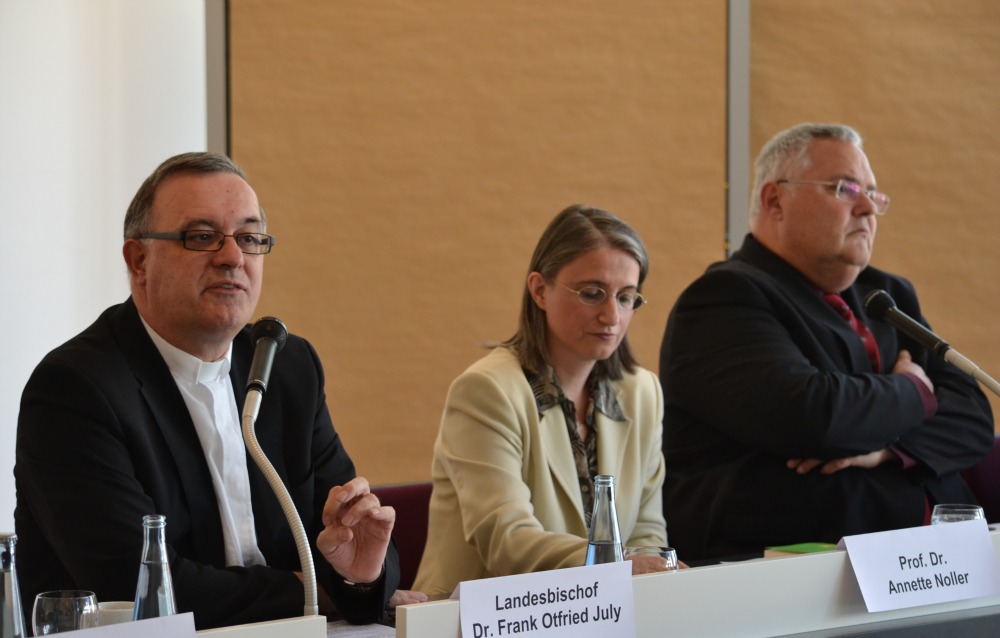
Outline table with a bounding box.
[396,530,1000,637]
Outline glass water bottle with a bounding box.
[0,533,26,638]
[584,475,624,565]
[133,515,177,620]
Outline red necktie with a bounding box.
[823,293,881,373]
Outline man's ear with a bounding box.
[526,272,548,310]
[759,181,784,221]
[122,239,147,285]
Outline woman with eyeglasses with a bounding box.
[413,204,668,598]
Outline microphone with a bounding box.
[863,290,949,358]
[246,316,288,394]
[240,317,320,617]
[863,289,1000,398]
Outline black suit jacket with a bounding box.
[14,299,399,629]
[660,235,994,561]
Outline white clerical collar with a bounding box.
[139,316,232,384]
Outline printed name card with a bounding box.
[70,612,195,637]
[842,520,1000,612]
[458,561,635,638]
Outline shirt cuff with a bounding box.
[342,564,386,594]
[902,372,938,419]
[889,444,919,470]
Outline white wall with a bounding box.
[0,0,208,532]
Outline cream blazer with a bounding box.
[413,347,666,597]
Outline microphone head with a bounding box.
[863,289,896,321]
[250,316,288,352]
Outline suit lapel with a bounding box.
[736,237,875,373]
[539,389,634,528]
[813,291,869,369]
[540,408,587,525]
[596,385,633,478]
[112,300,226,565]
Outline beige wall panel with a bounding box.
[230,1,727,484]
[752,0,1000,424]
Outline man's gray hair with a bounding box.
[123,152,261,239]
[749,123,863,222]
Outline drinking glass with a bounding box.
[624,546,679,574]
[930,504,985,525]
[32,590,99,635]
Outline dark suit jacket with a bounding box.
[660,235,994,561]
[14,299,399,629]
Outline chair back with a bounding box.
[963,434,1000,523]
[371,481,432,590]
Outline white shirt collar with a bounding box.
[139,316,233,384]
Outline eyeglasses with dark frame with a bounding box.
[138,230,276,254]
[555,281,646,311]
[776,178,890,214]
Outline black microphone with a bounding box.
[863,290,950,358]
[246,316,288,394]
[863,289,1000,398]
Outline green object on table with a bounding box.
[765,542,837,555]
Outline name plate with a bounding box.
[73,612,196,637]
[458,562,635,638]
[842,519,1000,612]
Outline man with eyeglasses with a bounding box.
[659,123,994,561]
[14,152,403,628]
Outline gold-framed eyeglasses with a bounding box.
[776,179,890,214]
[556,281,646,311]
[138,230,276,254]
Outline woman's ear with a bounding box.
[526,272,548,310]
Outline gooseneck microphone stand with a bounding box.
[241,317,319,617]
